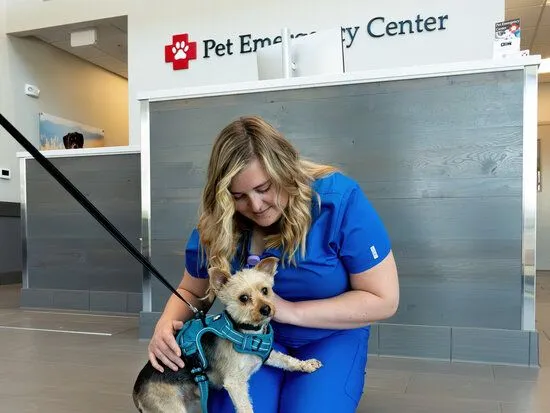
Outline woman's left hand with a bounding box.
[272,294,299,325]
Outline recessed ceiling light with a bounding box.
[70,28,97,47]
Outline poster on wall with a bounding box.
[493,18,522,58]
[38,112,105,150]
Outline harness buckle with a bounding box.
[193,373,208,384]
[251,337,263,352]
[182,351,207,377]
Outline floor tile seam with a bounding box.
[394,388,507,407]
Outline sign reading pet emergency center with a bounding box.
[165,12,453,71]
[130,0,504,144]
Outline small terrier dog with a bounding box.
[132,257,323,413]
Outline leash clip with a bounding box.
[193,309,207,327]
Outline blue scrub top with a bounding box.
[185,172,391,347]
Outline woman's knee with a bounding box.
[279,328,371,412]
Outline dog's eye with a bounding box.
[239,294,249,303]
[261,287,269,295]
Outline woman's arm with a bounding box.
[148,271,212,372]
[272,251,399,329]
[156,271,212,324]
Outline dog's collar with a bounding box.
[224,310,266,332]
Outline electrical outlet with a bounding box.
[0,169,11,180]
[24,84,40,98]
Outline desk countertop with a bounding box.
[17,145,141,159]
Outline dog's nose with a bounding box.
[260,305,271,316]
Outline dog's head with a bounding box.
[62,132,84,149]
[207,257,278,330]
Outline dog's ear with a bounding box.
[255,257,279,277]
[76,132,84,147]
[208,267,231,291]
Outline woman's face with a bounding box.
[229,158,288,227]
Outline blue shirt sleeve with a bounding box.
[338,184,391,274]
[185,228,209,278]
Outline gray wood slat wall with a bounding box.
[23,154,142,312]
[0,202,22,284]
[149,70,524,332]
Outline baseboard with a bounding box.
[0,202,20,217]
[20,288,142,314]
[373,323,539,367]
[139,311,162,339]
[0,271,22,285]
[137,313,539,367]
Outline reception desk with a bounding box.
[17,146,142,314]
[136,56,540,366]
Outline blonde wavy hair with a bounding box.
[196,115,337,274]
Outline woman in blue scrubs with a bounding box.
[147,115,399,412]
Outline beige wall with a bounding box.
[8,36,129,148]
[540,82,550,123]
[538,82,550,270]
[0,30,128,202]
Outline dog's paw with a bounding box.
[300,358,323,373]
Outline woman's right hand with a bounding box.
[148,319,186,372]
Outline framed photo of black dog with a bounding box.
[38,112,105,150]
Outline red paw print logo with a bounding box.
[165,34,197,70]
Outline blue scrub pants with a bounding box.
[208,326,370,412]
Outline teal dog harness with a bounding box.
[175,311,274,413]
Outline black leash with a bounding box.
[0,113,203,318]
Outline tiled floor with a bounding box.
[0,274,549,413]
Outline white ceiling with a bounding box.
[506,0,550,60]
[9,1,550,81]
[16,16,128,79]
